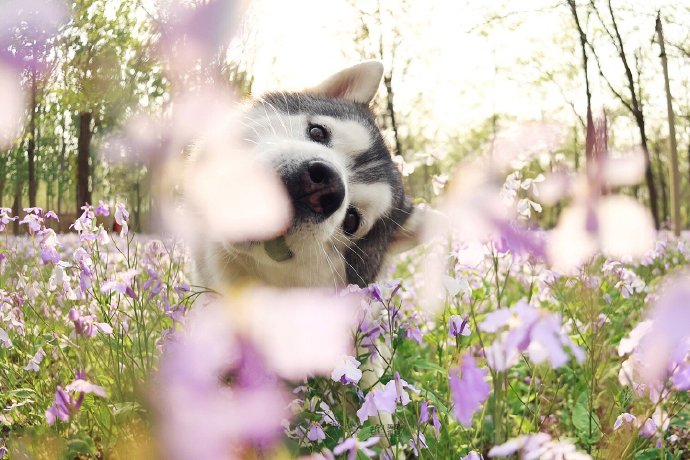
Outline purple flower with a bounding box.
[101,268,138,298]
[488,433,591,459]
[409,432,427,457]
[0,208,17,232]
[19,212,43,233]
[639,418,657,438]
[449,314,471,338]
[333,436,379,460]
[0,328,12,348]
[114,202,130,235]
[406,325,423,344]
[45,387,72,425]
[449,355,491,427]
[155,301,289,460]
[331,356,362,385]
[306,421,326,442]
[95,200,110,216]
[613,413,637,431]
[480,300,584,370]
[45,373,106,425]
[671,362,690,391]
[24,347,45,372]
[418,400,442,437]
[356,373,419,424]
[637,274,690,385]
[462,452,483,460]
[68,308,113,338]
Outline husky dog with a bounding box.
[195,61,421,290]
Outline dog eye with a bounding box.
[343,207,360,235]
[308,124,329,143]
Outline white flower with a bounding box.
[331,356,362,385]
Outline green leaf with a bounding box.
[9,388,36,399]
[571,392,602,445]
[63,436,97,458]
[412,359,446,374]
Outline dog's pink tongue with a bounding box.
[264,236,294,262]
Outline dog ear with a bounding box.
[387,203,432,255]
[306,61,384,104]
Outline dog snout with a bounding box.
[284,160,345,220]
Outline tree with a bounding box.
[585,0,660,228]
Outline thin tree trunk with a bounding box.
[656,14,681,235]
[57,112,67,216]
[76,111,92,213]
[653,142,668,226]
[135,178,141,232]
[567,0,593,166]
[0,154,6,207]
[27,70,38,208]
[12,172,21,235]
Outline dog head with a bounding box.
[198,61,422,288]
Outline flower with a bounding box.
[95,200,110,216]
[333,436,379,460]
[307,421,326,442]
[449,314,471,337]
[0,208,17,232]
[331,356,362,385]
[101,269,139,298]
[114,203,130,235]
[68,308,113,338]
[449,355,491,427]
[488,432,591,459]
[462,452,483,460]
[154,300,289,460]
[356,373,419,424]
[480,300,584,370]
[242,287,359,380]
[24,347,45,372]
[45,372,107,425]
[613,413,637,430]
[637,274,690,385]
[0,328,12,348]
[409,432,427,457]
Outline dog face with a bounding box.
[196,62,421,289]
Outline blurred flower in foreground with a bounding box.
[157,0,239,78]
[108,87,291,251]
[448,355,490,426]
[0,0,69,147]
[619,272,690,391]
[545,116,654,272]
[155,287,359,459]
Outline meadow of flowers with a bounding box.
[3,1,690,459]
[2,162,690,459]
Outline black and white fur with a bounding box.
[195,61,421,290]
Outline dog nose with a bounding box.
[286,160,345,220]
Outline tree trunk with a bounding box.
[57,112,67,216]
[76,111,92,213]
[27,71,38,208]
[656,14,681,235]
[653,142,668,226]
[0,153,6,207]
[567,0,592,166]
[635,113,660,229]
[12,174,21,235]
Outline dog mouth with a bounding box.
[264,236,294,262]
